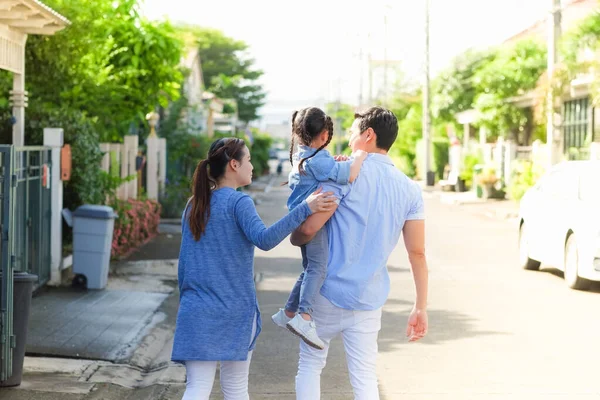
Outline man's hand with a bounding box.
[406,308,428,342]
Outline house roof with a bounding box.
[503,0,598,45]
[0,0,70,35]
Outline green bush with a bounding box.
[460,152,484,189]
[508,160,545,200]
[167,132,212,181]
[432,139,449,181]
[160,179,191,219]
[24,105,117,210]
[249,131,273,176]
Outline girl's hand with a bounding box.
[306,188,337,213]
[334,155,349,161]
[353,150,368,160]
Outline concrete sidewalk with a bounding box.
[421,185,520,221]
[3,173,281,399]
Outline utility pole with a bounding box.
[368,32,373,105]
[336,78,342,155]
[383,7,388,107]
[423,0,434,186]
[547,0,562,167]
[358,43,364,108]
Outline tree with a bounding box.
[325,102,356,132]
[182,26,266,124]
[432,49,496,123]
[559,11,600,106]
[0,0,184,142]
[473,39,547,145]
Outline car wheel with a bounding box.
[519,222,541,271]
[564,234,591,290]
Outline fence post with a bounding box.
[158,138,167,196]
[110,144,125,200]
[124,135,138,199]
[100,143,110,172]
[504,141,517,188]
[43,128,63,286]
[146,137,159,200]
[145,112,160,200]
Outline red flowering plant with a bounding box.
[109,198,161,259]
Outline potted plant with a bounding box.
[475,164,505,199]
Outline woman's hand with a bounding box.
[305,188,337,213]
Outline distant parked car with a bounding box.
[518,161,600,290]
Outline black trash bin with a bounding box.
[0,272,37,387]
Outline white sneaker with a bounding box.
[286,314,325,350]
[271,308,293,329]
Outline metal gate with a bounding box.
[0,145,52,382]
[0,146,15,382]
[13,147,52,287]
[563,97,592,160]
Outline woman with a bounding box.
[171,137,335,400]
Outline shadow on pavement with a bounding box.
[254,254,509,400]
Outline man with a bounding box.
[290,107,429,400]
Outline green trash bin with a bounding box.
[473,164,484,199]
[0,272,38,387]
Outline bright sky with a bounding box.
[141,0,553,124]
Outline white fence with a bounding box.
[450,140,600,189]
[99,135,167,200]
[100,135,139,200]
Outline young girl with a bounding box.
[172,137,336,399]
[271,107,366,350]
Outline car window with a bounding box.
[538,165,578,200]
[579,167,600,202]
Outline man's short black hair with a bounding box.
[354,107,399,151]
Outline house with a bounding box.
[456,0,600,160]
[177,48,238,137]
[504,0,600,159]
[0,0,69,146]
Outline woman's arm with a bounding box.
[234,195,312,251]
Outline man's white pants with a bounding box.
[295,293,382,400]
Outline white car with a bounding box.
[518,160,600,290]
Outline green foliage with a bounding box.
[433,49,495,122]
[249,131,273,176]
[561,11,600,106]
[389,101,422,177]
[325,102,356,133]
[23,105,116,209]
[459,152,484,188]
[4,0,184,142]
[181,26,266,123]
[473,39,547,144]
[432,139,449,181]
[160,179,191,219]
[508,160,545,200]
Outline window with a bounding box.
[563,98,592,158]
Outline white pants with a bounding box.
[295,293,382,400]
[183,314,257,400]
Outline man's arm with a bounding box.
[403,220,428,310]
[290,205,337,246]
[403,219,429,342]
